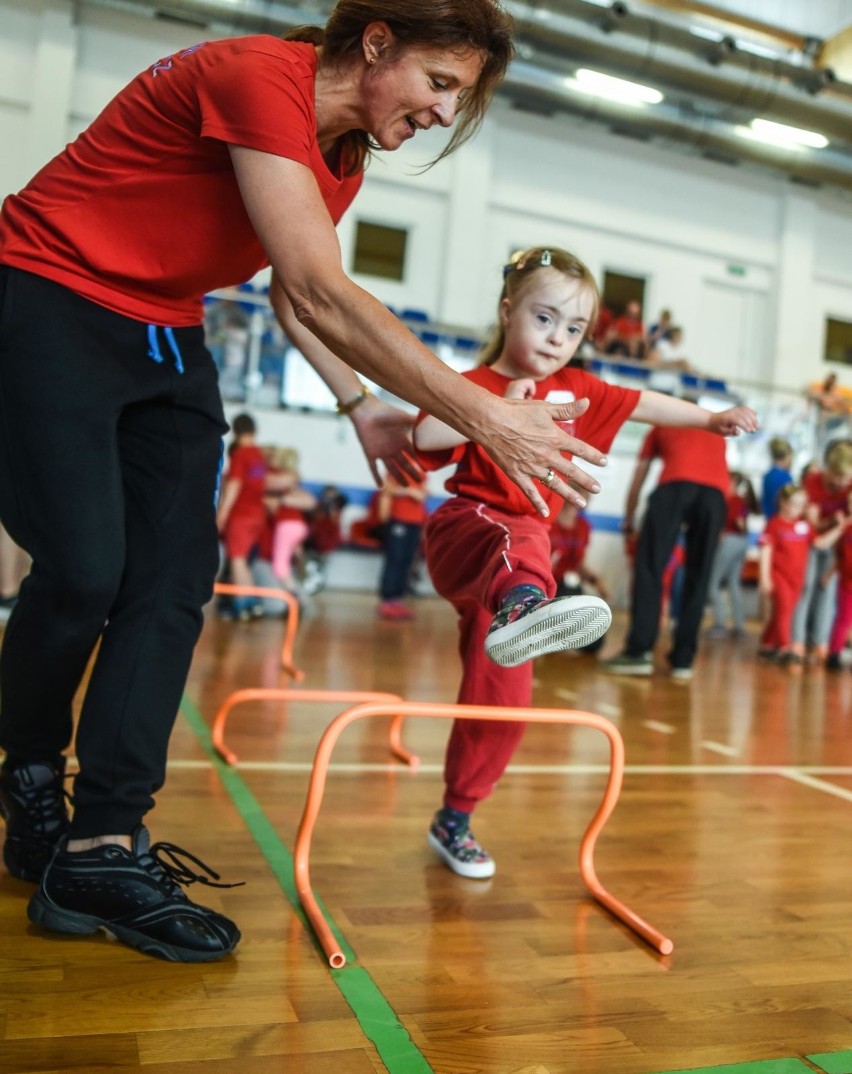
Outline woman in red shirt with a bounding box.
[0,0,581,965]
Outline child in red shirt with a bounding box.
[413,245,758,879]
[376,474,429,620]
[550,501,609,652]
[216,413,268,621]
[825,486,852,670]
[759,484,841,661]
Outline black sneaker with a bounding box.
[28,825,242,962]
[0,759,70,882]
[484,585,612,668]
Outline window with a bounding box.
[602,271,646,318]
[352,220,408,281]
[824,317,852,366]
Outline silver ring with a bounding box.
[542,467,556,489]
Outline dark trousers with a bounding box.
[0,267,227,837]
[379,521,422,601]
[625,481,726,668]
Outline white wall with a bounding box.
[4,0,852,601]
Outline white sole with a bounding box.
[484,595,612,668]
[427,831,496,879]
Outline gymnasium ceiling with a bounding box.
[86,0,852,194]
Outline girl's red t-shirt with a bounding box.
[415,365,640,521]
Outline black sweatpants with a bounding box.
[0,267,227,837]
[625,481,726,669]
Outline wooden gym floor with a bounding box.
[2,590,852,1074]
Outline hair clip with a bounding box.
[540,250,552,267]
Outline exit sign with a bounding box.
[727,263,747,277]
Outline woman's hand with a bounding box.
[708,405,760,437]
[472,395,606,517]
[350,395,423,487]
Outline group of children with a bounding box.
[217,245,845,883]
[216,412,333,619]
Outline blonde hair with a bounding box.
[479,246,600,367]
[825,439,852,478]
[263,445,301,472]
[769,436,792,462]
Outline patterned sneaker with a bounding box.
[28,825,241,962]
[427,813,495,879]
[599,651,653,676]
[0,760,70,883]
[484,585,611,668]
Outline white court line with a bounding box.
[778,769,852,804]
[154,759,852,780]
[701,741,741,757]
[596,703,622,718]
[643,720,677,735]
[553,688,577,701]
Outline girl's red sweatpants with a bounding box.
[424,497,555,813]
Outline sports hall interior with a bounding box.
[3,2,852,1073]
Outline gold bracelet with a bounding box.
[336,386,371,416]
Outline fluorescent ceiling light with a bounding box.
[566,68,663,106]
[736,118,829,149]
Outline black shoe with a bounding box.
[0,759,70,882]
[826,653,843,672]
[28,825,242,962]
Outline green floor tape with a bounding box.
[179,695,434,1074]
[808,1053,852,1074]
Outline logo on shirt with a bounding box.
[151,42,207,77]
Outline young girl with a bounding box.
[705,471,758,639]
[549,501,609,653]
[376,474,429,620]
[264,446,317,597]
[413,245,758,878]
[758,484,841,662]
[824,486,852,671]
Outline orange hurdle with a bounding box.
[211,687,418,768]
[293,701,674,967]
[213,582,303,682]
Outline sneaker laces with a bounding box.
[139,841,245,892]
[15,771,72,838]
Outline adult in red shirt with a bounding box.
[413,246,757,880]
[602,424,731,678]
[1,1,624,964]
[604,299,646,358]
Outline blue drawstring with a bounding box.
[147,324,185,374]
[214,439,225,507]
[164,327,185,374]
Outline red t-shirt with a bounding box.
[0,37,362,326]
[759,515,813,589]
[639,426,729,496]
[389,479,429,525]
[803,469,851,524]
[415,365,640,520]
[226,444,268,519]
[723,493,749,534]
[612,315,644,341]
[550,515,591,575]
